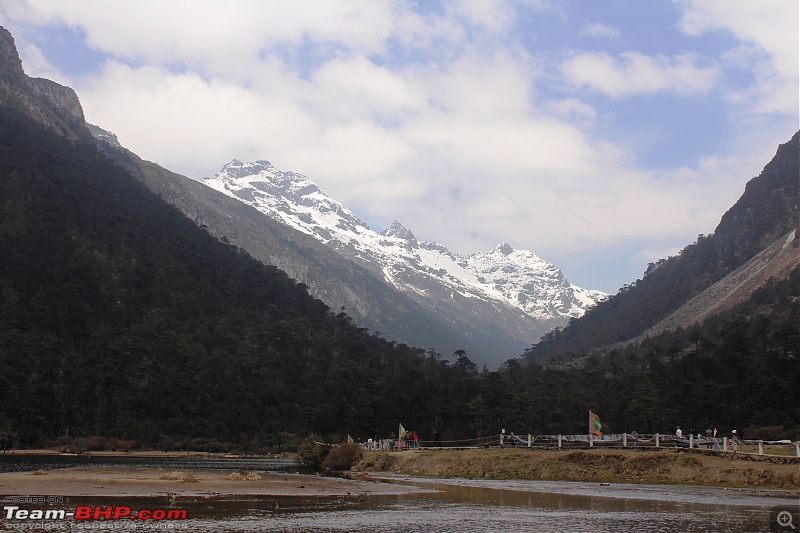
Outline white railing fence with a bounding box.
[361,433,800,458]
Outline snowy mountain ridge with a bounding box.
[202,160,606,328]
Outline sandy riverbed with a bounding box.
[0,466,429,498]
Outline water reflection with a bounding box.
[175,490,771,532]
[5,482,770,532]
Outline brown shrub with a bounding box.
[159,471,199,483]
[322,443,363,471]
[226,470,263,481]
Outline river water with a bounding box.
[1,455,797,532]
[171,480,796,532]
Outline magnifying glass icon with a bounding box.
[778,511,796,530]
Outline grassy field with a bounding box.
[356,447,800,490]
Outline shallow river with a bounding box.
[1,455,797,532]
[168,479,797,532]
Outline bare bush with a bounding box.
[322,443,363,471]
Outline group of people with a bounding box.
[403,430,420,448]
[676,426,737,450]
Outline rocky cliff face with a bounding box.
[0,26,86,139]
[711,131,800,271]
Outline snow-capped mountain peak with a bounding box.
[202,159,606,347]
[493,242,515,256]
[220,159,275,179]
[206,159,370,238]
[381,220,418,245]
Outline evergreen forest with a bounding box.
[1,105,798,452]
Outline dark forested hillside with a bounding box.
[2,16,798,448]
[505,269,799,437]
[525,131,799,362]
[0,105,442,448]
[1,105,797,450]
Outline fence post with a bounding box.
[758,441,763,455]
[795,441,799,457]
[557,434,561,449]
[500,433,504,447]
[723,437,728,452]
[655,433,660,447]
[528,434,531,447]
[689,434,693,449]
[623,433,627,447]
[590,433,594,447]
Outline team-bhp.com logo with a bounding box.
[4,504,187,521]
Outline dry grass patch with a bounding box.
[357,448,800,489]
[226,470,262,481]
[159,471,199,483]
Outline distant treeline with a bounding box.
[0,105,797,452]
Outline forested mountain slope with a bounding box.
[638,228,798,341]
[97,143,497,363]
[0,104,498,448]
[0,25,519,367]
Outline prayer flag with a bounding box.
[589,410,603,435]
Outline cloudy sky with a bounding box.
[1,1,797,293]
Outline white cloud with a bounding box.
[8,0,398,80]
[77,61,320,178]
[446,0,552,34]
[544,98,597,128]
[678,0,799,115]
[561,51,720,97]
[309,56,425,121]
[19,42,67,83]
[636,246,683,264]
[1,0,796,293]
[582,23,620,39]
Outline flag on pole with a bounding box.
[347,434,354,444]
[589,410,603,435]
[398,423,407,440]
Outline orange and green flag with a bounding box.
[347,434,354,444]
[589,410,603,435]
[399,423,406,440]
